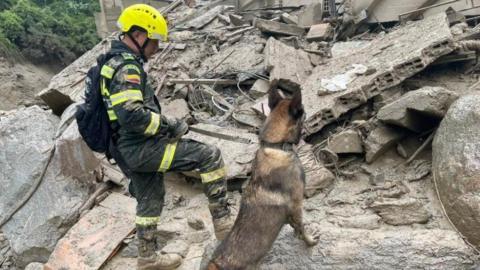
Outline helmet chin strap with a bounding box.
[126,32,150,62]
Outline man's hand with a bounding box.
[167,118,189,142]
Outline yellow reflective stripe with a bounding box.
[124,64,141,74]
[201,167,226,183]
[101,65,115,79]
[100,79,110,96]
[110,90,143,106]
[158,142,177,172]
[107,110,117,121]
[144,112,161,136]
[135,216,160,226]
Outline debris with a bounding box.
[167,79,242,85]
[433,94,480,249]
[44,193,136,270]
[377,87,459,132]
[281,13,298,25]
[160,99,193,122]
[229,14,248,26]
[183,124,258,179]
[184,5,230,30]
[297,142,335,198]
[405,160,431,182]
[161,240,189,258]
[25,262,44,270]
[249,79,270,99]
[264,37,313,92]
[404,131,436,165]
[254,19,306,37]
[297,3,324,28]
[331,41,370,58]
[302,13,454,136]
[187,217,205,231]
[328,129,364,154]
[369,197,431,226]
[306,23,333,42]
[364,123,406,163]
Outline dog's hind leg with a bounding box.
[288,203,318,246]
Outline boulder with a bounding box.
[433,94,480,249]
[377,86,459,132]
[0,106,97,267]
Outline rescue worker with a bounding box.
[99,4,234,269]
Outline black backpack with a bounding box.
[75,53,115,156]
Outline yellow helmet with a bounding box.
[117,4,168,42]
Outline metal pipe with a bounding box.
[398,0,460,20]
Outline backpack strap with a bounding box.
[99,52,145,122]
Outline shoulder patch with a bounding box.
[124,64,142,74]
[125,74,141,84]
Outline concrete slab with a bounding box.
[255,19,306,37]
[44,193,136,270]
[302,13,454,136]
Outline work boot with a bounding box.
[137,225,182,270]
[209,200,236,241]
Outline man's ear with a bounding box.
[288,90,303,118]
[268,87,283,110]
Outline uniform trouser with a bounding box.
[112,138,227,227]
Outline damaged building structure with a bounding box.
[2,0,480,269]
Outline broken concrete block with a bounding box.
[302,13,454,136]
[44,193,136,270]
[254,18,306,37]
[160,98,192,122]
[281,13,298,25]
[37,36,114,115]
[364,124,405,163]
[184,5,229,29]
[249,79,270,99]
[306,23,333,41]
[265,37,313,92]
[331,41,371,58]
[0,106,95,268]
[229,14,247,26]
[369,197,431,226]
[328,129,364,154]
[433,94,480,249]
[297,3,324,28]
[297,142,335,198]
[184,123,258,179]
[377,86,459,132]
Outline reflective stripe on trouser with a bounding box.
[115,138,226,218]
[135,216,160,226]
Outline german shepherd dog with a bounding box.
[207,88,318,270]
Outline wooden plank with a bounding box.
[44,193,136,270]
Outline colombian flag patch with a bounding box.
[125,74,141,84]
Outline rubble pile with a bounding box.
[2,0,480,269]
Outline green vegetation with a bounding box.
[0,0,100,65]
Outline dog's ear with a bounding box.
[289,90,303,119]
[268,88,283,110]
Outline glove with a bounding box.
[167,118,189,142]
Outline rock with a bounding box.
[302,13,454,136]
[264,37,313,92]
[249,79,270,99]
[25,262,44,270]
[328,129,364,154]
[0,106,95,268]
[306,23,333,41]
[187,217,206,231]
[229,14,247,26]
[260,226,476,269]
[364,123,405,163]
[329,214,381,230]
[433,94,480,248]
[254,18,306,37]
[369,197,431,226]
[297,3,323,28]
[405,160,431,182]
[297,142,335,198]
[44,193,136,270]
[377,86,459,132]
[160,99,192,122]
